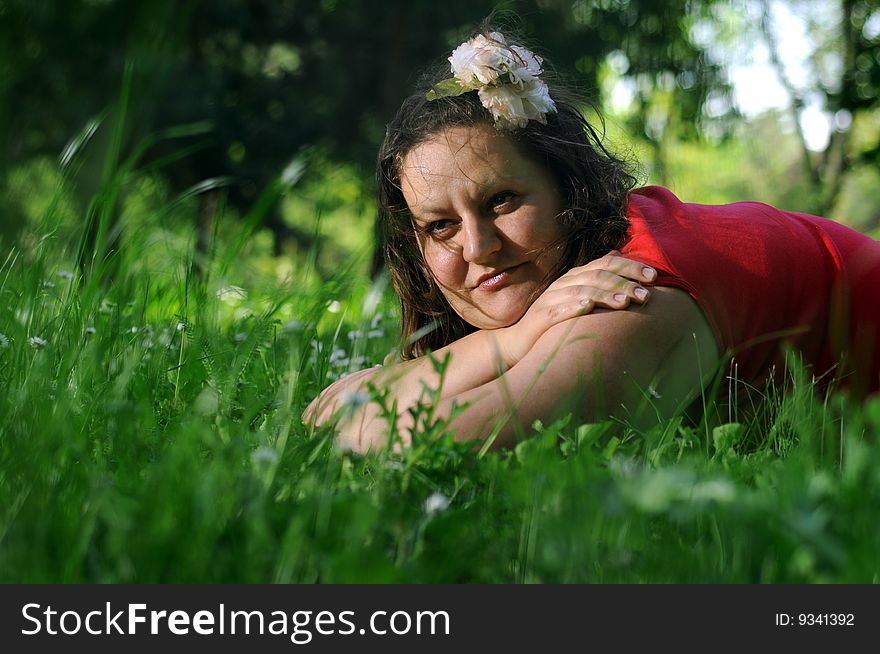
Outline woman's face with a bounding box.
[400,124,566,329]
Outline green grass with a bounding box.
[2,158,880,585]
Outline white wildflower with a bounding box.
[251,446,279,466]
[367,329,384,339]
[85,326,96,335]
[56,270,74,281]
[609,456,639,479]
[690,479,737,504]
[233,332,248,343]
[194,387,219,415]
[176,321,186,332]
[42,280,55,289]
[424,492,450,516]
[130,326,139,334]
[329,348,348,364]
[282,318,302,333]
[326,300,341,314]
[98,299,116,314]
[0,333,9,348]
[28,336,48,348]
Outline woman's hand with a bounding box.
[303,367,381,427]
[304,366,409,453]
[496,252,656,368]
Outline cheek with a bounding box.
[531,208,565,243]
[422,244,464,284]
[501,203,563,246]
[531,216,564,248]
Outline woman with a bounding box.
[306,30,880,453]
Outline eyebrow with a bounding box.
[408,176,523,221]
[410,206,449,220]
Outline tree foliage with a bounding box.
[3,4,724,174]
[11,1,869,256]
[748,0,880,217]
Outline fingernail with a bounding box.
[634,287,648,301]
[642,267,656,280]
[613,293,627,303]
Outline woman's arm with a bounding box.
[341,287,720,452]
[427,287,720,450]
[304,255,657,442]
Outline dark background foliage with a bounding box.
[2,0,878,262]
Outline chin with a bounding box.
[461,304,527,330]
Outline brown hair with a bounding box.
[378,31,637,360]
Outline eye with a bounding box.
[423,219,456,238]
[489,191,518,210]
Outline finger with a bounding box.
[541,282,648,326]
[543,297,595,323]
[575,288,635,310]
[541,288,621,322]
[545,291,627,323]
[557,271,652,301]
[554,268,625,290]
[585,255,656,283]
[581,254,657,284]
[605,278,651,303]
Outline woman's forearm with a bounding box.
[306,326,513,442]
[308,257,658,450]
[400,288,717,452]
[376,327,513,402]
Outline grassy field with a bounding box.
[2,160,880,585]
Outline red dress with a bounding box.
[621,186,880,395]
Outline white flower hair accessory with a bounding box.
[427,31,557,130]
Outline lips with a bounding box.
[473,263,522,289]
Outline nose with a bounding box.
[460,216,502,264]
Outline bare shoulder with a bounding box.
[534,286,716,356]
[513,287,720,421]
[530,285,716,351]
